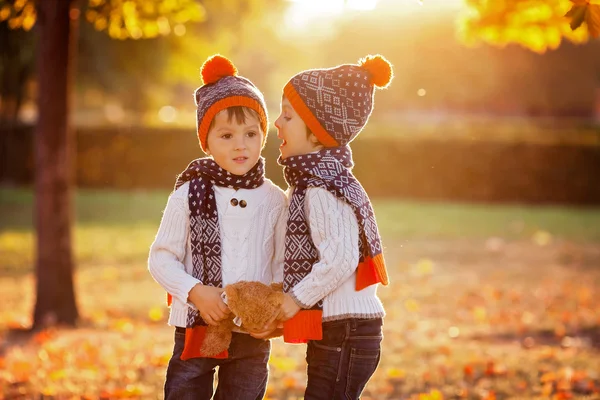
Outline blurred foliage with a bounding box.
[0,0,205,38]
[0,0,36,32]
[319,4,600,120]
[0,17,34,123]
[567,0,600,36]
[1,0,600,125]
[83,0,205,39]
[2,0,597,51]
[460,0,600,53]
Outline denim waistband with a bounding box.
[322,317,383,328]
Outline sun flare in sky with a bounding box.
[288,0,380,13]
[283,0,462,33]
[284,0,380,31]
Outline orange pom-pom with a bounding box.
[201,54,237,85]
[358,54,393,88]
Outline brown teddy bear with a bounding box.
[200,281,284,357]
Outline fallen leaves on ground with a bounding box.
[1,240,600,399]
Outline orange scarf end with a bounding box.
[283,310,323,343]
[181,326,228,360]
[356,254,389,291]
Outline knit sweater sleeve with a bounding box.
[148,182,201,305]
[290,187,360,308]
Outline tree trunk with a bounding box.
[32,0,79,329]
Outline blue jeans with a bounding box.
[304,318,383,400]
[164,327,271,400]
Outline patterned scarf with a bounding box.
[278,146,388,343]
[170,157,265,359]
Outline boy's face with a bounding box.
[206,109,264,175]
[275,96,321,159]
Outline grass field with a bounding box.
[1,188,600,399]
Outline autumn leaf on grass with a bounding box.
[387,367,406,380]
[148,306,163,322]
[541,371,558,383]
[566,0,600,37]
[464,364,474,379]
[532,230,552,246]
[419,389,443,400]
[283,376,298,389]
[11,360,32,383]
[270,356,297,372]
[483,391,497,400]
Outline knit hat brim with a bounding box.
[198,96,269,152]
[283,82,339,148]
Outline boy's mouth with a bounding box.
[280,140,287,148]
[233,156,248,164]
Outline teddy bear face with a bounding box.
[225,281,283,331]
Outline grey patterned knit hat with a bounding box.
[283,54,393,147]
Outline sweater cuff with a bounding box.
[174,275,202,308]
[291,279,322,309]
[290,288,311,309]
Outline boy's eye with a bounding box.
[247,131,257,138]
[221,133,232,139]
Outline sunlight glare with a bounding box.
[347,0,379,11]
[284,0,384,32]
[285,0,344,31]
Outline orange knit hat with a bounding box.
[195,55,268,152]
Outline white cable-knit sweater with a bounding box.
[148,179,287,327]
[148,179,385,327]
[287,187,385,322]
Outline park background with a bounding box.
[1,0,600,398]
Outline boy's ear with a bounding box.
[308,132,323,149]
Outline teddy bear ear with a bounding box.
[268,291,284,307]
[225,284,239,304]
[270,282,283,292]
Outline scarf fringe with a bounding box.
[181,326,229,360]
[356,253,388,291]
[283,310,323,343]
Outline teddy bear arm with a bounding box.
[200,319,234,357]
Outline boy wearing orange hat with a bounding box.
[252,55,393,399]
[148,55,286,400]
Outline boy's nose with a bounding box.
[275,122,282,139]
[234,137,247,150]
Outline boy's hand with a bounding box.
[276,293,302,322]
[249,314,283,339]
[188,283,230,326]
[248,325,278,339]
